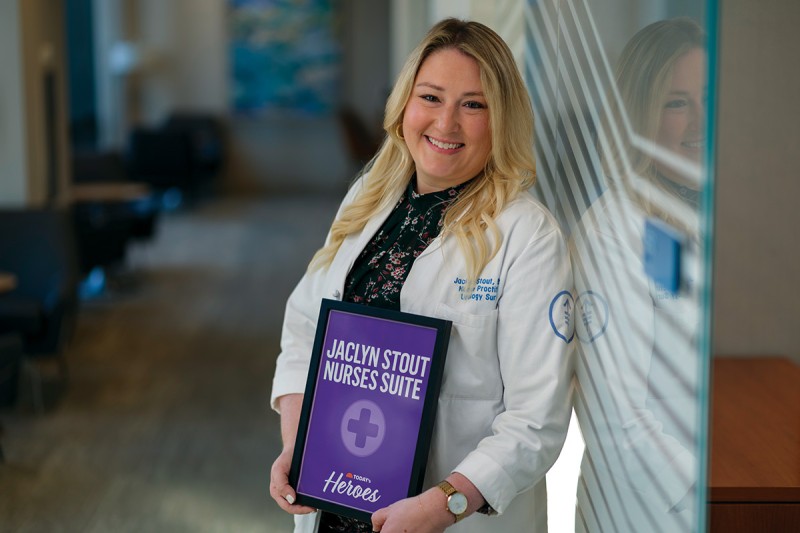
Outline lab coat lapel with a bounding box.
[326,197,399,296]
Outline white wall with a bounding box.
[342,0,390,133]
[0,0,28,206]
[137,0,229,124]
[390,0,429,79]
[0,0,70,207]
[21,0,71,206]
[713,0,800,362]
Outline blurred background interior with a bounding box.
[0,1,798,532]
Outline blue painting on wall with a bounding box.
[229,0,341,116]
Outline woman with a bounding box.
[270,18,573,533]
[571,18,706,532]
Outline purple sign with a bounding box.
[290,300,450,521]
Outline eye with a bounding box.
[420,94,440,103]
[464,101,486,110]
[664,98,687,109]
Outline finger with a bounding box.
[269,478,310,512]
[371,507,387,531]
[269,455,293,493]
[269,468,290,502]
[268,484,316,514]
[269,482,295,506]
[269,463,315,514]
[268,481,291,511]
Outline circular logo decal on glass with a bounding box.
[575,290,609,343]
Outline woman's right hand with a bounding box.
[269,447,316,514]
[270,394,315,514]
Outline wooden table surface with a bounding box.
[71,182,151,202]
[709,356,800,502]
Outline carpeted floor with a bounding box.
[0,194,341,532]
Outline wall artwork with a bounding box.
[229,0,341,116]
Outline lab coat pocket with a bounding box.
[435,303,502,400]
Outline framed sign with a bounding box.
[289,299,451,522]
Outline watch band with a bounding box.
[437,480,457,497]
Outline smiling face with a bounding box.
[401,48,492,194]
[655,47,707,186]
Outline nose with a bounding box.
[689,98,706,133]
[436,104,459,133]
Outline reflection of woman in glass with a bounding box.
[602,17,705,225]
[571,18,706,533]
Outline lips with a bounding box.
[426,136,464,151]
[681,139,704,149]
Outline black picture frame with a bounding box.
[288,299,451,523]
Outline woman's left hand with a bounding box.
[371,488,454,533]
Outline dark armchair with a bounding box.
[0,208,80,410]
[71,150,159,275]
[163,113,225,184]
[127,127,195,201]
[127,113,225,204]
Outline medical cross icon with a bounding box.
[340,400,386,457]
[347,408,379,448]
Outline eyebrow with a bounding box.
[666,87,708,96]
[415,82,484,98]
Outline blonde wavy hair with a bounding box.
[310,18,536,285]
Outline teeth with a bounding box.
[427,136,463,150]
[682,140,704,148]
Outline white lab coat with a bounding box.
[271,177,574,533]
[571,190,700,533]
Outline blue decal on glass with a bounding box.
[575,291,609,343]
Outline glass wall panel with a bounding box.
[523,1,716,531]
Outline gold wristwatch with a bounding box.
[437,480,468,523]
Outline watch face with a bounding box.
[448,492,468,515]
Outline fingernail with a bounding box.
[284,494,295,505]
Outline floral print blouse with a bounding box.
[343,177,471,311]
